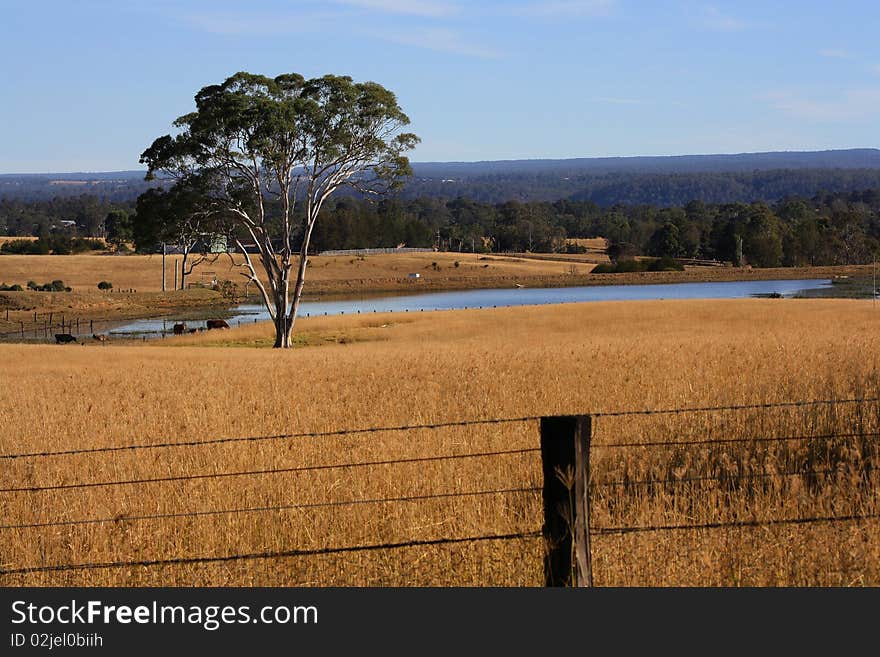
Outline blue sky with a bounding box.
[1,0,878,172]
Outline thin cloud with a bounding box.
[370,27,502,58]
[818,49,852,59]
[330,0,459,17]
[510,0,615,17]
[183,10,337,35]
[699,5,751,31]
[766,89,880,121]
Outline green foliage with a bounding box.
[97,280,113,290]
[105,209,133,248]
[215,279,237,300]
[26,279,71,292]
[0,239,49,254]
[0,236,105,255]
[592,257,685,274]
[0,283,24,291]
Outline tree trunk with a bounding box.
[272,312,292,348]
[180,249,189,290]
[271,284,293,348]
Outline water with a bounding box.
[109,278,833,339]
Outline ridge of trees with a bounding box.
[3,188,879,268]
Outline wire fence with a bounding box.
[1,396,878,583]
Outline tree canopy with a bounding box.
[139,71,418,347]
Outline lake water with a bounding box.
[109,278,833,339]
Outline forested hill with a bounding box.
[3,148,880,206]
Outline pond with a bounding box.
[109,278,834,339]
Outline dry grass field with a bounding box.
[1,252,871,301]
[0,252,585,294]
[1,298,879,586]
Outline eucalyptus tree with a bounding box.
[140,72,418,347]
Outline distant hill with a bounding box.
[3,148,880,205]
[410,149,880,176]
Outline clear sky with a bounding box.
[1,0,878,172]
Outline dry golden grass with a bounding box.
[0,236,38,246]
[1,297,879,586]
[0,252,583,294]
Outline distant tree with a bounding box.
[646,222,683,258]
[133,183,227,290]
[743,204,783,267]
[141,71,418,347]
[104,209,132,248]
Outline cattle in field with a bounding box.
[205,319,230,330]
[173,322,186,335]
[55,333,77,344]
[92,334,109,343]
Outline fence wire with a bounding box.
[594,430,880,450]
[0,447,540,494]
[592,512,880,536]
[0,486,542,531]
[0,416,541,460]
[0,531,544,577]
[3,396,878,583]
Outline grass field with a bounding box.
[0,252,586,294]
[1,297,878,586]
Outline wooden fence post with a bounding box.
[540,414,593,587]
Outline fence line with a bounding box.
[3,396,874,461]
[0,531,544,577]
[594,430,880,450]
[0,447,539,494]
[591,512,880,536]
[2,396,878,585]
[593,466,873,488]
[0,486,542,531]
[590,397,878,418]
[0,416,541,460]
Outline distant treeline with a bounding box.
[3,189,880,268]
[0,195,131,238]
[309,190,880,267]
[398,168,880,205]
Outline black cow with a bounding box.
[205,319,230,330]
[55,333,77,344]
[173,322,186,335]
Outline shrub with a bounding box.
[592,257,685,274]
[0,283,24,291]
[97,281,113,290]
[25,279,72,292]
[1,239,49,255]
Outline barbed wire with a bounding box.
[593,465,878,489]
[3,397,877,461]
[591,397,878,419]
[0,447,540,494]
[0,530,544,576]
[0,416,542,460]
[0,486,542,530]
[593,430,880,450]
[592,512,880,536]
